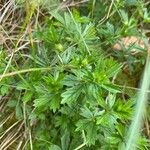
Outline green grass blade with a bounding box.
[125,58,150,150]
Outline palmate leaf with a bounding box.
[62,74,79,87]
[50,11,65,25]
[96,112,117,129]
[86,122,98,146]
[0,85,9,96]
[106,63,122,78]
[61,85,82,105]
[34,94,61,112]
[82,23,98,43]
[113,99,134,120]
[60,48,73,64]
[120,10,129,24]
[49,94,61,112]
[34,95,50,108]
[23,91,33,102]
[80,107,93,119]
[85,83,99,100]
[76,120,98,146]
[106,22,115,36]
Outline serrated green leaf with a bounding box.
[106,63,122,78]
[125,0,138,6]
[61,85,82,104]
[113,99,134,120]
[49,95,61,112]
[82,23,97,40]
[1,85,9,95]
[23,91,33,102]
[62,75,79,86]
[50,145,61,150]
[96,113,117,126]
[50,11,64,25]
[108,94,116,108]
[16,104,23,120]
[76,120,98,145]
[61,130,70,150]
[17,82,30,90]
[101,84,121,93]
[34,95,49,108]
[86,122,98,145]
[80,107,93,119]
[85,83,99,99]
[120,10,128,23]
[7,100,17,108]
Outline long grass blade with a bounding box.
[125,57,150,150]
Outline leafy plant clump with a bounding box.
[0,0,150,149]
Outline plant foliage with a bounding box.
[0,0,150,149]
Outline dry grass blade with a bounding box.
[0,113,14,128]
[3,134,22,150]
[0,121,24,150]
[0,0,14,23]
[0,119,22,140]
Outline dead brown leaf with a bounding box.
[0,33,6,45]
[113,36,145,51]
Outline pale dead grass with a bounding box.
[0,1,27,149]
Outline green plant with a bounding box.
[0,0,150,149]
